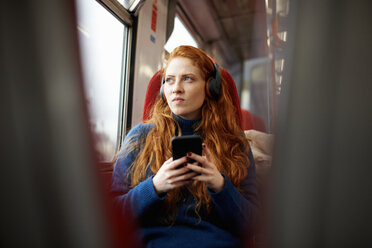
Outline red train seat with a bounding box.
[241,108,267,133]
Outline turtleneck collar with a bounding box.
[172,113,201,135]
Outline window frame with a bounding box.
[116,26,133,160]
[77,0,134,166]
[97,0,133,26]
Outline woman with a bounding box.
[111,46,259,248]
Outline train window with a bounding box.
[75,0,130,161]
[164,15,198,53]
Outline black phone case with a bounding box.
[171,135,202,163]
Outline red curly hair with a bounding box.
[125,46,250,220]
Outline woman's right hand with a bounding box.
[152,157,199,195]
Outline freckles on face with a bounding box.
[164,57,206,120]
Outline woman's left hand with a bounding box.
[185,144,225,193]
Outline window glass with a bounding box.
[164,15,198,53]
[75,0,128,161]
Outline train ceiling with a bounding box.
[177,0,269,65]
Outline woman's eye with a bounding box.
[184,76,193,81]
[165,77,174,83]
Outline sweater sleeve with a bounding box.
[207,146,260,235]
[111,124,166,218]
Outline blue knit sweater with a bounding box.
[111,115,259,248]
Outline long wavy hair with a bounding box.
[124,46,250,220]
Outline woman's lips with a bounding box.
[172,97,185,103]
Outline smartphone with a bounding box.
[171,135,202,163]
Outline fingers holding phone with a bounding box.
[153,135,223,195]
[152,156,199,195]
[186,145,225,193]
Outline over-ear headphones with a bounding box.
[160,60,221,101]
[205,63,221,100]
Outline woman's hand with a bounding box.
[152,156,199,195]
[186,144,225,193]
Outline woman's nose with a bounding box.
[172,79,184,93]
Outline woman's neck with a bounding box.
[172,113,201,135]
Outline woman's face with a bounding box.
[164,57,206,120]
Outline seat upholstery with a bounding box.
[241,108,267,132]
[241,108,255,130]
[253,114,266,132]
